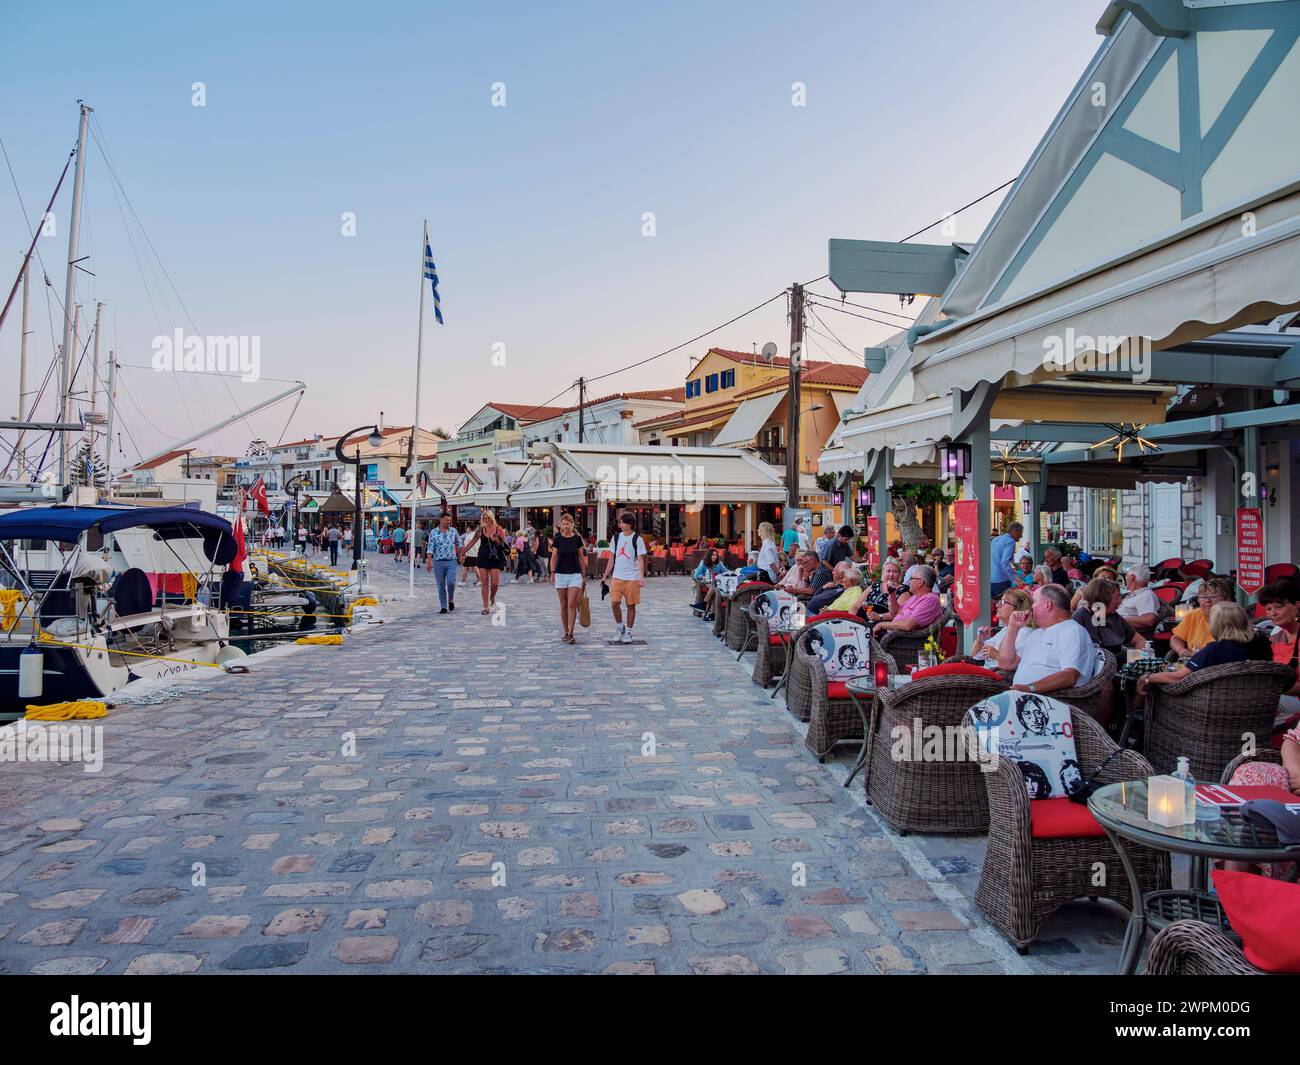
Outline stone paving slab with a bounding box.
[0,566,1142,974]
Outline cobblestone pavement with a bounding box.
[0,566,1133,975]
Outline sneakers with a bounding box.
[448,601,455,611]
[620,627,634,644]
[439,607,448,614]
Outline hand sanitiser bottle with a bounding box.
[1173,756,1197,825]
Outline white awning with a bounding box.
[913,186,1300,398]
[712,390,786,448]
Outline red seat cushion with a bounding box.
[807,611,864,625]
[911,662,1004,682]
[1212,869,1300,973]
[1029,797,1106,839]
[768,634,786,646]
[826,680,864,700]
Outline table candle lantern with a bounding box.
[1147,775,1186,827]
[874,659,889,689]
[1174,603,1192,623]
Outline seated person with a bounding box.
[858,559,908,620]
[807,562,853,615]
[1071,565,1118,610]
[1043,547,1071,587]
[997,584,1100,695]
[930,549,954,591]
[1072,577,1146,665]
[1169,576,1233,656]
[691,549,725,615]
[1259,578,1300,724]
[777,550,820,596]
[1138,602,1273,697]
[825,567,866,613]
[809,556,836,594]
[971,587,1034,663]
[1116,563,1161,635]
[873,565,943,636]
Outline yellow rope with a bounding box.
[35,635,223,670]
[226,608,358,619]
[352,596,378,607]
[295,633,343,645]
[25,700,108,720]
[0,589,25,632]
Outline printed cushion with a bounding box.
[805,619,872,680]
[1029,797,1105,839]
[713,571,741,598]
[911,662,1004,682]
[753,589,802,632]
[970,690,1082,800]
[1212,869,1300,973]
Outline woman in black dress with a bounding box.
[459,509,508,613]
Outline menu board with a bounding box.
[866,516,880,572]
[952,498,981,625]
[1236,507,1265,595]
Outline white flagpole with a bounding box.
[408,221,428,599]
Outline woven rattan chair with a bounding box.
[783,612,871,723]
[1221,747,1284,784]
[712,593,728,637]
[724,581,773,651]
[795,636,897,759]
[864,671,1010,833]
[1145,921,1262,975]
[1043,649,1117,721]
[751,614,786,687]
[1145,661,1295,779]
[878,609,953,671]
[968,706,1171,952]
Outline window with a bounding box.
[686,379,700,398]
[1085,488,1122,556]
[720,369,735,389]
[705,373,719,393]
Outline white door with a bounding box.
[1149,483,1182,562]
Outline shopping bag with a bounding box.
[578,588,591,628]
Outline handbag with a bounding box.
[578,586,591,628]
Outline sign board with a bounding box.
[1236,507,1265,595]
[866,516,881,572]
[952,498,981,625]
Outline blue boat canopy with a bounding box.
[0,505,237,564]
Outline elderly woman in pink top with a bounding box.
[873,564,943,635]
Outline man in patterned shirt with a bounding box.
[428,512,462,614]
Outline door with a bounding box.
[1149,483,1182,562]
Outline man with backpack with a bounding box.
[602,510,647,644]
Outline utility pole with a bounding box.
[577,377,586,443]
[58,101,92,490]
[785,282,805,513]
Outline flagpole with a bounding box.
[408,221,427,599]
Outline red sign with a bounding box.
[952,499,981,625]
[1236,507,1266,595]
[867,517,881,572]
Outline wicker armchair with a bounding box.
[712,594,728,637]
[783,612,874,723]
[751,614,786,687]
[878,609,954,671]
[724,582,773,651]
[795,637,897,759]
[1145,921,1262,975]
[865,671,1010,834]
[1221,747,1284,784]
[968,706,1171,952]
[1145,661,1294,779]
[1049,650,1117,721]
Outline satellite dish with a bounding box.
[760,342,779,362]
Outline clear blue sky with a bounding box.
[1,0,1103,465]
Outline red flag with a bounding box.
[231,513,247,572]
[249,476,270,517]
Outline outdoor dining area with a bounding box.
[687,539,1300,976]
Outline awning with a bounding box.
[712,390,786,447]
[913,188,1300,398]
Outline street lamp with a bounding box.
[335,423,383,570]
[284,474,308,547]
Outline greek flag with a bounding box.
[424,241,443,325]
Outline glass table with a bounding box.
[842,673,915,788]
[1088,779,1300,974]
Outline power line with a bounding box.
[805,288,917,323]
[807,298,908,331]
[805,308,860,362]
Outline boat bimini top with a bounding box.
[0,504,237,562]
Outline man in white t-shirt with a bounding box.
[997,584,1099,694]
[1116,563,1160,632]
[601,510,646,643]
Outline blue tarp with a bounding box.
[0,505,237,564]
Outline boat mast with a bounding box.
[16,256,30,478]
[103,349,115,486]
[57,101,92,490]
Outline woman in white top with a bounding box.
[972,586,1034,662]
[459,523,480,586]
[756,522,782,583]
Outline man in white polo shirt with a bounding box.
[996,584,1099,695]
[1116,563,1160,633]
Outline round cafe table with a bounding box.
[1087,779,1300,975]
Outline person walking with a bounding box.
[757,521,783,583]
[550,512,585,643]
[297,524,309,554]
[460,510,507,613]
[602,510,647,643]
[460,523,479,586]
[326,522,342,566]
[343,523,352,555]
[413,521,428,567]
[533,527,548,581]
[990,521,1022,600]
[392,521,406,561]
[428,512,461,614]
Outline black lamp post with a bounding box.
[336,424,383,570]
[284,474,307,547]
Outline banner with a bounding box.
[952,498,981,625]
[867,516,880,572]
[1236,507,1265,595]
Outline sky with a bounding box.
[1,0,1105,470]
